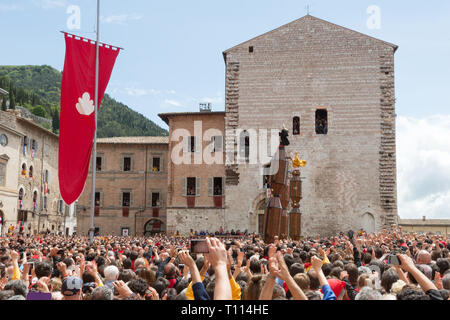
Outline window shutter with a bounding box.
[222,177,225,196]
[130,192,133,207]
[160,157,164,172]
[195,137,200,153]
[208,177,213,196]
[215,136,223,152]
[182,178,187,196]
[131,157,134,171]
[120,158,123,171]
[196,177,201,196]
[119,192,123,206]
[150,157,153,172]
[239,133,246,155]
[183,137,188,153]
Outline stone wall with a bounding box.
[223,15,398,236]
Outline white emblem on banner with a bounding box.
[76,92,95,116]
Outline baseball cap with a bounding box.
[62,276,83,296]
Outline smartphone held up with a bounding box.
[190,239,209,254]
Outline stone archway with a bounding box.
[144,218,164,236]
[361,212,375,234]
[250,192,267,234]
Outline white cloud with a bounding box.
[0,3,21,11]
[124,88,160,97]
[397,114,450,219]
[164,99,182,107]
[101,13,143,25]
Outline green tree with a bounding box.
[31,105,47,118]
[1,95,6,111]
[51,107,59,134]
[9,91,15,109]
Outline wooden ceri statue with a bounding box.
[289,152,306,240]
[263,125,290,244]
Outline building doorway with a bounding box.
[144,218,164,236]
[256,200,266,235]
[361,212,375,234]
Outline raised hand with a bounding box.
[236,251,244,267]
[311,255,322,272]
[178,251,195,267]
[273,251,290,281]
[205,238,227,268]
[268,244,277,259]
[113,280,133,299]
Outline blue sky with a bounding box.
[1,0,450,219]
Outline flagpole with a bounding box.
[89,0,100,244]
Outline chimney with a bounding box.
[422,216,426,221]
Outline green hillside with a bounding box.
[0,65,168,137]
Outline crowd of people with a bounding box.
[0,226,449,300]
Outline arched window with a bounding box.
[293,116,300,135]
[21,163,27,176]
[29,166,33,178]
[315,109,328,135]
[18,188,24,200]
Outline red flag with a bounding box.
[59,33,120,204]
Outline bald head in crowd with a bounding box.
[417,250,432,265]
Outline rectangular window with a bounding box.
[189,136,195,153]
[95,192,101,207]
[0,161,6,186]
[96,157,102,171]
[123,157,131,171]
[213,177,223,196]
[122,192,131,207]
[315,109,328,135]
[293,116,300,135]
[152,192,160,207]
[152,157,160,172]
[187,177,196,196]
[212,136,223,152]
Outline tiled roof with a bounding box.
[96,136,169,144]
[398,219,450,226]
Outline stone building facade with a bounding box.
[222,15,398,236]
[0,122,23,236]
[159,15,399,236]
[0,109,76,236]
[158,111,226,234]
[76,137,169,236]
[399,218,450,237]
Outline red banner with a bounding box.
[59,33,120,204]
